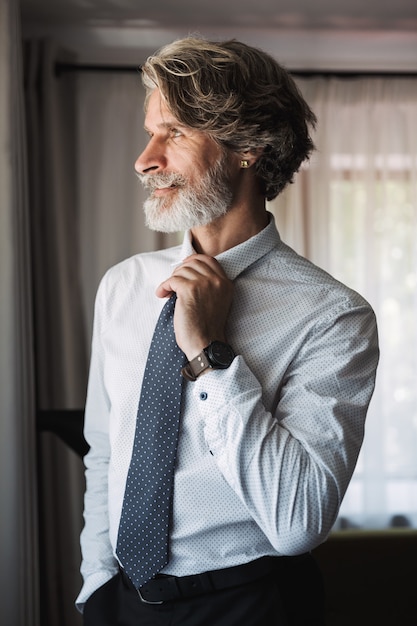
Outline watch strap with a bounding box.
[181,350,211,382]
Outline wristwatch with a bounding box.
[181,340,236,382]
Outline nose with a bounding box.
[135,137,167,176]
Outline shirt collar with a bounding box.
[179,212,281,281]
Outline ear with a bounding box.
[239,147,263,169]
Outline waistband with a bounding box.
[120,553,310,604]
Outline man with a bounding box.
[77,37,379,625]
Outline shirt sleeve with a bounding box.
[75,279,119,613]
[194,303,379,555]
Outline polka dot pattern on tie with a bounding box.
[116,294,186,589]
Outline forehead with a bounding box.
[144,89,183,129]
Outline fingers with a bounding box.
[155,254,233,359]
[155,255,228,298]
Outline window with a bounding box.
[272,77,417,529]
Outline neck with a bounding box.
[191,198,268,256]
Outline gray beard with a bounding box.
[139,155,233,233]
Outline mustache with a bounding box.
[137,171,187,191]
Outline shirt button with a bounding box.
[199,392,208,401]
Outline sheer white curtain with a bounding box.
[77,71,180,340]
[271,76,417,529]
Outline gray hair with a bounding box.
[142,36,316,200]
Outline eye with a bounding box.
[170,127,183,139]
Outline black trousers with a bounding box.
[83,555,326,626]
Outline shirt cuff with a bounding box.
[191,355,262,455]
[75,568,118,614]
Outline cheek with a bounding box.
[195,140,225,170]
[182,158,209,183]
[171,152,203,178]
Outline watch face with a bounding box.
[207,341,235,369]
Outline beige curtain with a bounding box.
[271,76,417,529]
[24,39,88,626]
[0,1,39,625]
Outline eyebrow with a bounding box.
[144,120,188,134]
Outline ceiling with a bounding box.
[20,0,417,31]
[20,0,417,71]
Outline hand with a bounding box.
[156,255,234,360]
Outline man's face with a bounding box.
[135,89,235,233]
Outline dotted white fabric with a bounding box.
[116,294,185,589]
[77,214,379,610]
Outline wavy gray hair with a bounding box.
[141,37,316,201]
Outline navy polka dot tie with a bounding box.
[116,294,186,589]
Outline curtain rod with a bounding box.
[54,62,417,79]
[55,63,142,76]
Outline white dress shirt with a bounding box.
[76,213,379,610]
